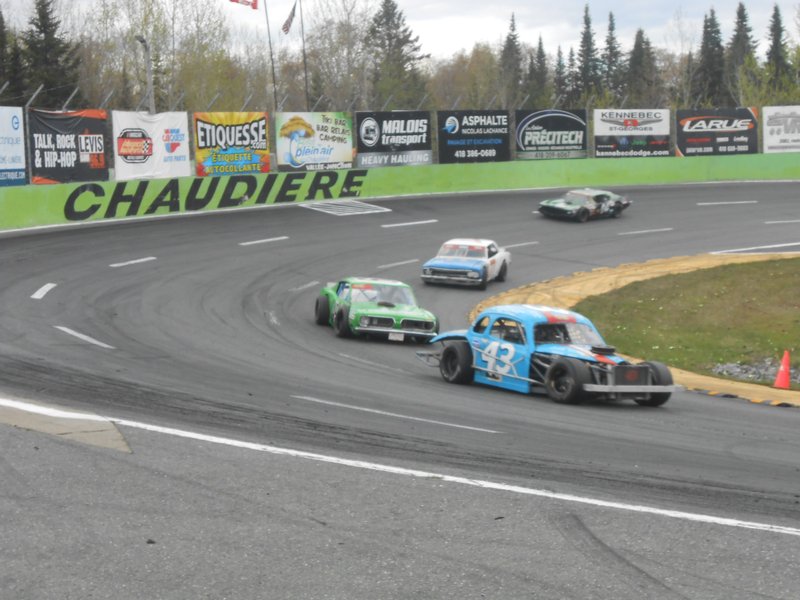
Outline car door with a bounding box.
[486,243,499,279]
[471,316,532,393]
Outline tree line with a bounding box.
[1,0,798,113]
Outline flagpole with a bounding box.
[261,2,280,111]
[298,0,310,111]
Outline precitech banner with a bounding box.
[593,109,671,158]
[275,112,353,172]
[113,111,191,181]
[763,106,800,153]
[515,109,587,159]
[355,111,432,167]
[676,108,758,157]
[28,108,108,184]
[437,110,511,164]
[194,112,270,176]
[0,107,26,186]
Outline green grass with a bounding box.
[572,258,800,389]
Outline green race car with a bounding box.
[315,277,439,342]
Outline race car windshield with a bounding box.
[351,285,415,305]
[438,244,486,258]
[535,323,604,346]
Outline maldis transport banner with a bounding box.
[515,109,587,159]
[763,106,800,153]
[0,107,26,186]
[675,108,758,157]
[194,112,270,176]
[355,111,432,167]
[275,112,353,172]
[593,109,671,158]
[112,111,191,181]
[437,110,510,164]
[28,108,108,184]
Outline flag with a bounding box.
[282,1,297,34]
[229,0,258,9]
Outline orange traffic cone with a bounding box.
[773,350,791,389]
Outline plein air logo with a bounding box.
[360,117,380,147]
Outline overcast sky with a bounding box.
[4,0,798,59]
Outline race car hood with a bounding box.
[539,198,581,211]
[350,302,435,320]
[422,257,486,271]
[537,342,626,364]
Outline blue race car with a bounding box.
[417,304,675,406]
[421,238,511,290]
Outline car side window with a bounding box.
[488,244,498,257]
[472,316,490,334]
[490,318,525,345]
[337,283,350,299]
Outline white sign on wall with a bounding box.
[112,111,191,181]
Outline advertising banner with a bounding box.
[676,108,758,157]
[28,108,108,184]
[763,106,800,153]
[437,110,511,164]
[515,109,587,159]
[355,111,432,168]
[593,109,671,158]
[0,107,26,186]
[275,112,353,171]
[194,112,270,176]
[112,111,191,181]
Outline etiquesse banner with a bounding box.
[763,106,800,153]
[113,111,191,180]
[28,108,108,184]
[0,106,26,186]
[194,112,270,176]
[593,109,671,158]
[275,112,353,172]
[355,111,432,167]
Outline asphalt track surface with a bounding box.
[2,181,800,599]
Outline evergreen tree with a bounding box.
[625,29,662,107]
[601,12,623,103]
[724,2,756,104]
[499,14,523,108]
[692,9,725,107]
[566,47,579,106]
[765,4,790,87]
[365,0,428,110]
[5,37,26,105]
[525,36,550,108]
[576,4,601,101]
[0,9,7,84]
[22,0,83,108]
[553,46,567,107]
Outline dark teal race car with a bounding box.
[537,188,631,222]
[315,277,438,342]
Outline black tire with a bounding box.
[496,262,508,282]
[576,208,590,223]
[333,308,352,338]
[477,267,488,290]
[610,202,623,218]
[314,296,330,325]
[439,341,473,384]
[635,361,673,407]
[545,357,591,404]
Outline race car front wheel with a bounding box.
[545,357,591,404]
[440,341,473,384]
[635,361,673,406]
[334,308,352,338]
[576,208,590,223]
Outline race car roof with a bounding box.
[441,238,496,247]
[478,304,593,327]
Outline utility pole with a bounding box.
[135,36,156,114]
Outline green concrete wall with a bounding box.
[0,153,797,231]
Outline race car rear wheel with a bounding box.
[439,341,473,384]
[635,361,673,406]
[576,208,590,223]
[545,357,591,404]
[334,308,352,338]
[496,262,507,282]
[314,296,330,325]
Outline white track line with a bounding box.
[697,201,758,206]
[712,242,800,254]
[292,395,500,434]
[31,283,57,300]
[765,219,800,224]
[505,241,540,249]
[381,219,438,228]
[239,235,289,247]
[1,396,799,538]
[109,256,157,268]
[53,326,115,350]
[378,259,419,269]
[289,281,319,292]
[618,228,674,236]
